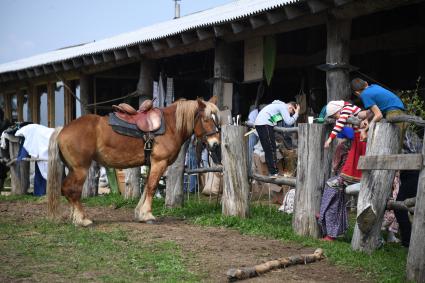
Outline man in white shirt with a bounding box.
[254,100,299,177]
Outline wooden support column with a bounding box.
[136,57,154,101]
[17,91,24,122]
[293,123,333,238]
[82,161,100,198]
[165,141,189,208]
[124,57,155,198]
[47,82,55,127]
[406,131,425,282]
[325,15,351,102]
[221,125,250,218]
[3,93,12,121]
[124,167,141,200]
[351,122,400,252]
[63,81,75,125]
[79,74,91,115]
[213,41,237,109]
[31,86,40,123]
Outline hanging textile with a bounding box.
[263,35,276,86]
[165,77,174,106]
[158,72,165,108]
[152,81,159,108]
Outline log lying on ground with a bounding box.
[252,173,296,187]
[226,248,324,281]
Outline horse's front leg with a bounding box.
[135,160,168,223]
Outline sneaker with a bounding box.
[322,235,335,241]
[269,173,278,178]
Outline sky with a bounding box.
[0,0,233,64]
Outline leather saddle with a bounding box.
[112,100,161,132]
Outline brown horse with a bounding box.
[47,97,221,226]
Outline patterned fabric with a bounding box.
[382,172,400,233]
[318,176,348,238]
[329,103,361,140]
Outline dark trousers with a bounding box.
[255,125,278,175]
[394,170,419,247]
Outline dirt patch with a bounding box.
[0,201,368,282]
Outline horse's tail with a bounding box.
[47,127,64,219]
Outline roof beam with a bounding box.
[92,54,104,65]
[126,46,140,58]
[181,32,197,45]
[17,71,27,80]
[196,28,214,40]
[82,56,94,65]
[62,61,74,71]
[266,10,287,24]
[52,63,63,72]
[42,64,54,74]
[231,22,248,34]
[165,36,182,48]
[8,72,18,81]
[102,52,115,63]
[334,0,353,6]
[72,58,83,68]
[307,0,331,13]
[25,68,35,78]
[285,5,307,19]
[113,49,128,61]
[152,40,168,51]
[34,67,44,76]
[138,43,153,54]
[213,25,232,37]
[249,16,268,29]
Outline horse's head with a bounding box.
[194,96,221,164]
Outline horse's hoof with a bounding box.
[81,218,93,227]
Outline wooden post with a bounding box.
[47,82,55,127]
[165,141,189,208]
[137,57,154,101]
[221,125,249,218]
[6,135,29,195]
[17,91,24,122]
[124,168,141,200]
[325,15,351,102]
[351,122,400,252]
[31,86,40,123]
[82,161,99,198]
[292,123,333,238]
[79,74,91,115]
[406,131,425,282]
[213,41,237,109]
[3,93,12,121]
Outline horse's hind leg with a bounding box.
[62,167,92,227]
[135,160,167,223]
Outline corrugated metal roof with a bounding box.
[0,0,298,74]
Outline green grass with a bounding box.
[0,202,200,282]
[1,194,409,282]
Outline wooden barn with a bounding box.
[0,0,424,125]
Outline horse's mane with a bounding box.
[175,99,219,135]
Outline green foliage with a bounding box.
[399,77,425,133]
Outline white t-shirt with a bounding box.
[254,100,298,126]
[247,109,259,124]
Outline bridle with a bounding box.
[194,109,220,142]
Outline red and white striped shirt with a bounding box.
[329,103,361,140]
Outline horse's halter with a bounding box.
[194,109,220,142]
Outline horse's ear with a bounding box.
[208,95,218,105]
[197,98,206,110]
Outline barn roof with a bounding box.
[0,0,299,77]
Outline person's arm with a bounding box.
[280,104,299,126]
[324,112,349,148]
[360,105,382,128]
